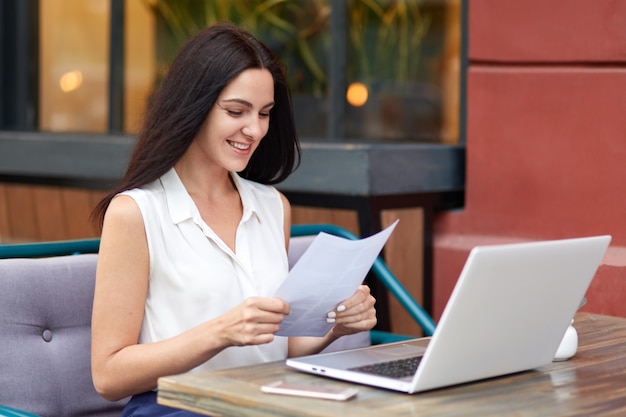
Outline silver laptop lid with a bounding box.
[410,235,611,392]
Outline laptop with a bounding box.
[286,235,611,393]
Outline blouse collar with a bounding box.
[161,168,258,225]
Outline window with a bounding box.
[2,0,461,144]
[38,0,155,133]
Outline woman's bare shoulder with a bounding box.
[104,194,142,224]
[100,194,147,245]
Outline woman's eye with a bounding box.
[226,109,243,116]
[259,112,270,118]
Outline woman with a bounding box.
[90,23,377,416]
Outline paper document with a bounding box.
[275,220,399,337]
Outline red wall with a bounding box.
[432,0,626,320]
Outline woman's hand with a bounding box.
[326,285,377,338]
[219,297,291,346]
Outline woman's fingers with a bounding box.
[223,297,290,345]
[326,285,376,331]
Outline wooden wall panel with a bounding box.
[291,206,359,235]
[0,185,10,244]
[61,188,103,239]
[382,208,424,337]
[0,183,102,243]
[33,186,67,241]
[4,184,39,242]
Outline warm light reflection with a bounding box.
[346,82,368,107]
[59,70,83,93]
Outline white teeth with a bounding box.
[228,141,249,150]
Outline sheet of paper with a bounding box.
[275,220,399,337]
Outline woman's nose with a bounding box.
[242,117,265,139]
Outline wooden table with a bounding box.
[158,313,626,416]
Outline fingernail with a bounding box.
[327,311,336,318]
[337,305,346,312]
[326,318,336,323]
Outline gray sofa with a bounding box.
[0,253,128,417]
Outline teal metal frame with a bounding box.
[0,238,100,259]
[0,405,39,417]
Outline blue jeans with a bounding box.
[121,391,208,417]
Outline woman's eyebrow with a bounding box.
[221,98,275,109]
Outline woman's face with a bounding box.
[194,68,275,173]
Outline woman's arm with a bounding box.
[91,195,290,401]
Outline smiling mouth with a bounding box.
[228,140,250,151]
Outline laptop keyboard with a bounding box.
[348,356,422,379]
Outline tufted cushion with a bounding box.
[0,254,127,417]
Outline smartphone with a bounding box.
[260,380,358,401]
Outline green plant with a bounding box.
[142,0,433,95]
[348,0,431,85]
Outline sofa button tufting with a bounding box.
[42,329,53,342]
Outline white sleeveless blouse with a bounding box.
[121,168,289,372]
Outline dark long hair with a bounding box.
[92,23,300,229]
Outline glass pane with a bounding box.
[345,0,460,143]
[39,0,109,132]
[124,0,156,133]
